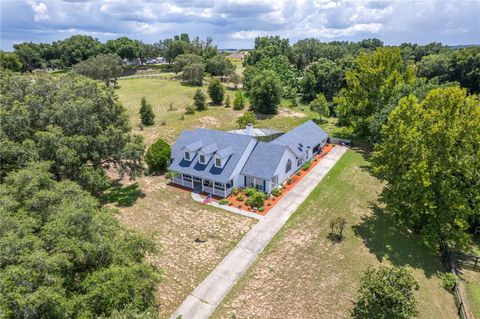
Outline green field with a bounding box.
[213,150,456,318]
[115,76,318,145]
[467,281,480,319]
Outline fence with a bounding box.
[443,251,474,319]
[452,252,480,271]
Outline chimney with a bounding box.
[245,123,253,136]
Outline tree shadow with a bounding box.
[353,203,443,278]
[101,182,145,207]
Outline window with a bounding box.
[184,151,190,160]
[215,158,222,167]
[285,159,292,173]
[272,175,278,187]
[199,154,205,164]
[297,158,303,167]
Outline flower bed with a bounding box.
[224,144,335,215]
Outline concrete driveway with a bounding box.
[171,146,348,319]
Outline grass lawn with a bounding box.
[115,77,316,146]
[212,150,456,319]
[103,174,256,318]
[467,280,480,319]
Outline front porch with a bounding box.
[172,173,233,198]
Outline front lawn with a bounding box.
[213,150,456,318]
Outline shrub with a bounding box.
[267,202,271,206]
[258,207,265,212]
[145,138,171,174]
[236,111,256,128]
[181,62,204,86]
[233,91,246,110]
[328,216,347,241]
[237,195,244,201]
[232,188,240,196]
[271,188,282,197]
[245,192,265,208]
[193,89,206,111]
[302,161,312,171]
[160,119,166,126]
[139,97,155,126]
[219,199,229,205]
[228,201,233,206]
[225,95,231,108]
[296,171,301,176]
[287,178,293,185]
[208,78,225,104]
[243,187,256,197]
[438,272,456,292]
[185,106,195,114]
[164,170,178,181]
[238,204,242,208]
[353,266,419,319]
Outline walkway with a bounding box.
[171,146,348,319]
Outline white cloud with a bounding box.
[27,0,50,21]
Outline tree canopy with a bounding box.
[208,78,225,104]
[72,53,123,87]
[0,163,159,318]
[371,87,480,251]
[249,69,282,114]
[0,71,144,195]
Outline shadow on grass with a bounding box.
[101,182,145,207]
[353,203,442,278]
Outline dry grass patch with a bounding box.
[104,175,256,318]
[213,150,456,319]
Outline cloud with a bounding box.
[0,0,478,50]
[27,0,50,21]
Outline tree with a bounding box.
[139,97,155,126]
[73,53,123,87]
[417,53,451,82]
[224,94,231,108]
[181,63,205,86]
[233,91,246,110]
[309,93,330,121]
[205,55,235,77]
[328,216,347,241]
[236,111,257,128]
[353,266,419,319]
[208,78,225,104]
[145,138,171,173]
[300,58,343,101]
[13,42,45,71]
[371,87,480,252]
[193,89,206,110]
[0,163,160,318]
[0,51,23,72]
[335,47,416,140]
[249,69,282,114]
[229,72,241,89]
[173,53,204,73]
[0,71,144,194]
[56,35,103,67]
[449,46,480,94]
[105,36,140,61]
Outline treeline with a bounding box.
[1,33,222,72]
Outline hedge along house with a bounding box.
[169,120,328,198]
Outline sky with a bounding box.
[1,0,479,50]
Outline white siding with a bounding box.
[271,149,298,188]
[230,139,258,188]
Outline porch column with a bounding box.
[181,174,184,186]
[201,178,204,192]
[224,183,226,197]
[212,182,215,195]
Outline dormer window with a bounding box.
[184,151,190,161]
[199,154,206,164]
[215,158,222,167]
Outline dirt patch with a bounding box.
[109,175,256,317]
[278,108,307,118]
[198,116,220,128]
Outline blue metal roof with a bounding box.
[240,142,288,180]
[271,120,328,157]
[169,128,255,183]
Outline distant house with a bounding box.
[168,120,328,197]
[226,52,247,60]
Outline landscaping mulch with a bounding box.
[223,144,335,215]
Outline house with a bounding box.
[168,120,328,197]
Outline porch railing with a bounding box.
[172,177,193,189]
